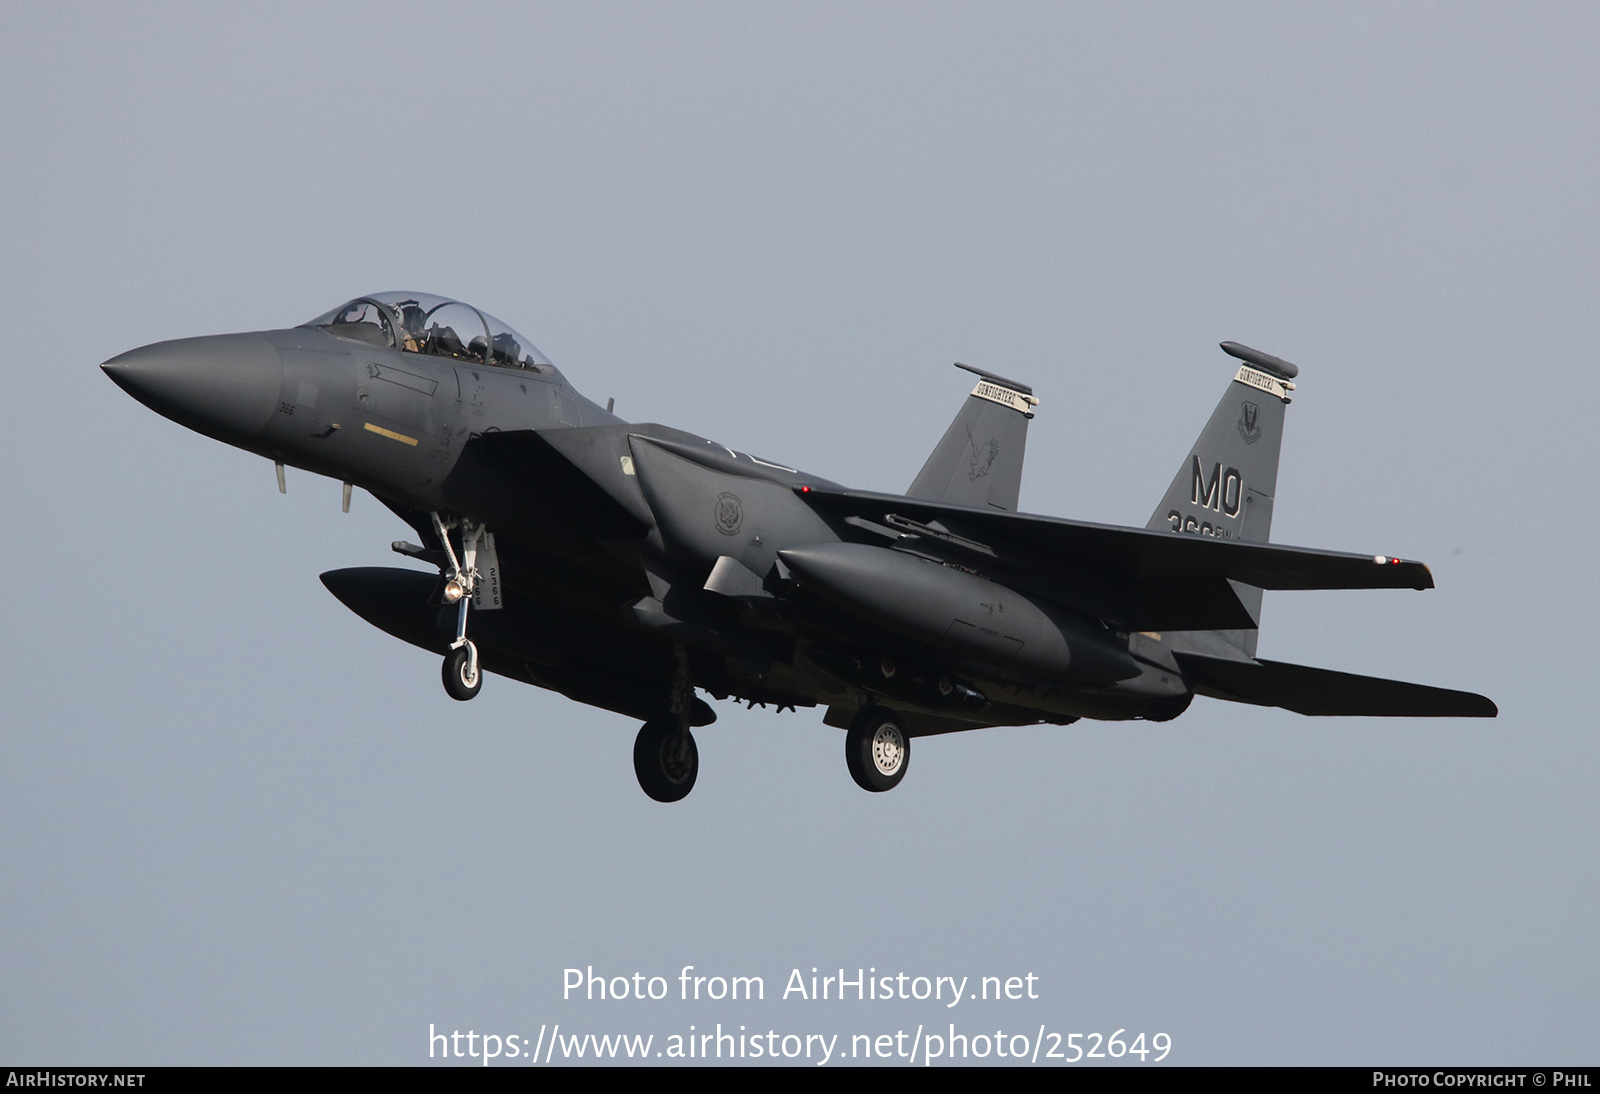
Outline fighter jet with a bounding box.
[102,291,1495,802]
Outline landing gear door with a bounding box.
[471,532,502,610]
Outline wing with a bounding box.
[794,485,1433,631]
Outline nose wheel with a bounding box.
[442,642,481,701]
[634,719,699,802]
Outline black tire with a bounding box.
[633,719,698,803]
[442,644,482,701]
[845,708,910,793]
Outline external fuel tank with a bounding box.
[777,542,1139,685]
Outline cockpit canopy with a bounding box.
[304,292,554,373]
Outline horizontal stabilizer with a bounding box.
[1177,653,1498,717]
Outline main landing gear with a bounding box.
[845,706,910,793]
[633,642,701,803]
[431,512,488,702]
[634,719,698,803]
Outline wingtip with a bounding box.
[1378,556,1434,589]
[1445,690,1498,717]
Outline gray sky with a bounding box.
[2,1,1595,1065]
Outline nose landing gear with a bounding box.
[431,512,489,701]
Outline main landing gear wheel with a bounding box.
[846,708,910,793]
[442,642,482,701]
[634,719,698,803]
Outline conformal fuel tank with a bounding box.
[778,542,1139,684]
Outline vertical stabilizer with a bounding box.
[907,363,1038,511]
[1145,342,1298,657]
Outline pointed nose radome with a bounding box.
[102,333,282,442]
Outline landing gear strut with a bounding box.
[433,512,488,701]
[633,642,700,802]
[846,707,910,792]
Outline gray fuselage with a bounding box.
[103,319,1174,731]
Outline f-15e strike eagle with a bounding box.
[103,292,1495,801]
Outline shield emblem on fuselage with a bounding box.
[715,492,744,536]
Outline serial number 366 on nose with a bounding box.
[103,291,1495,802]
